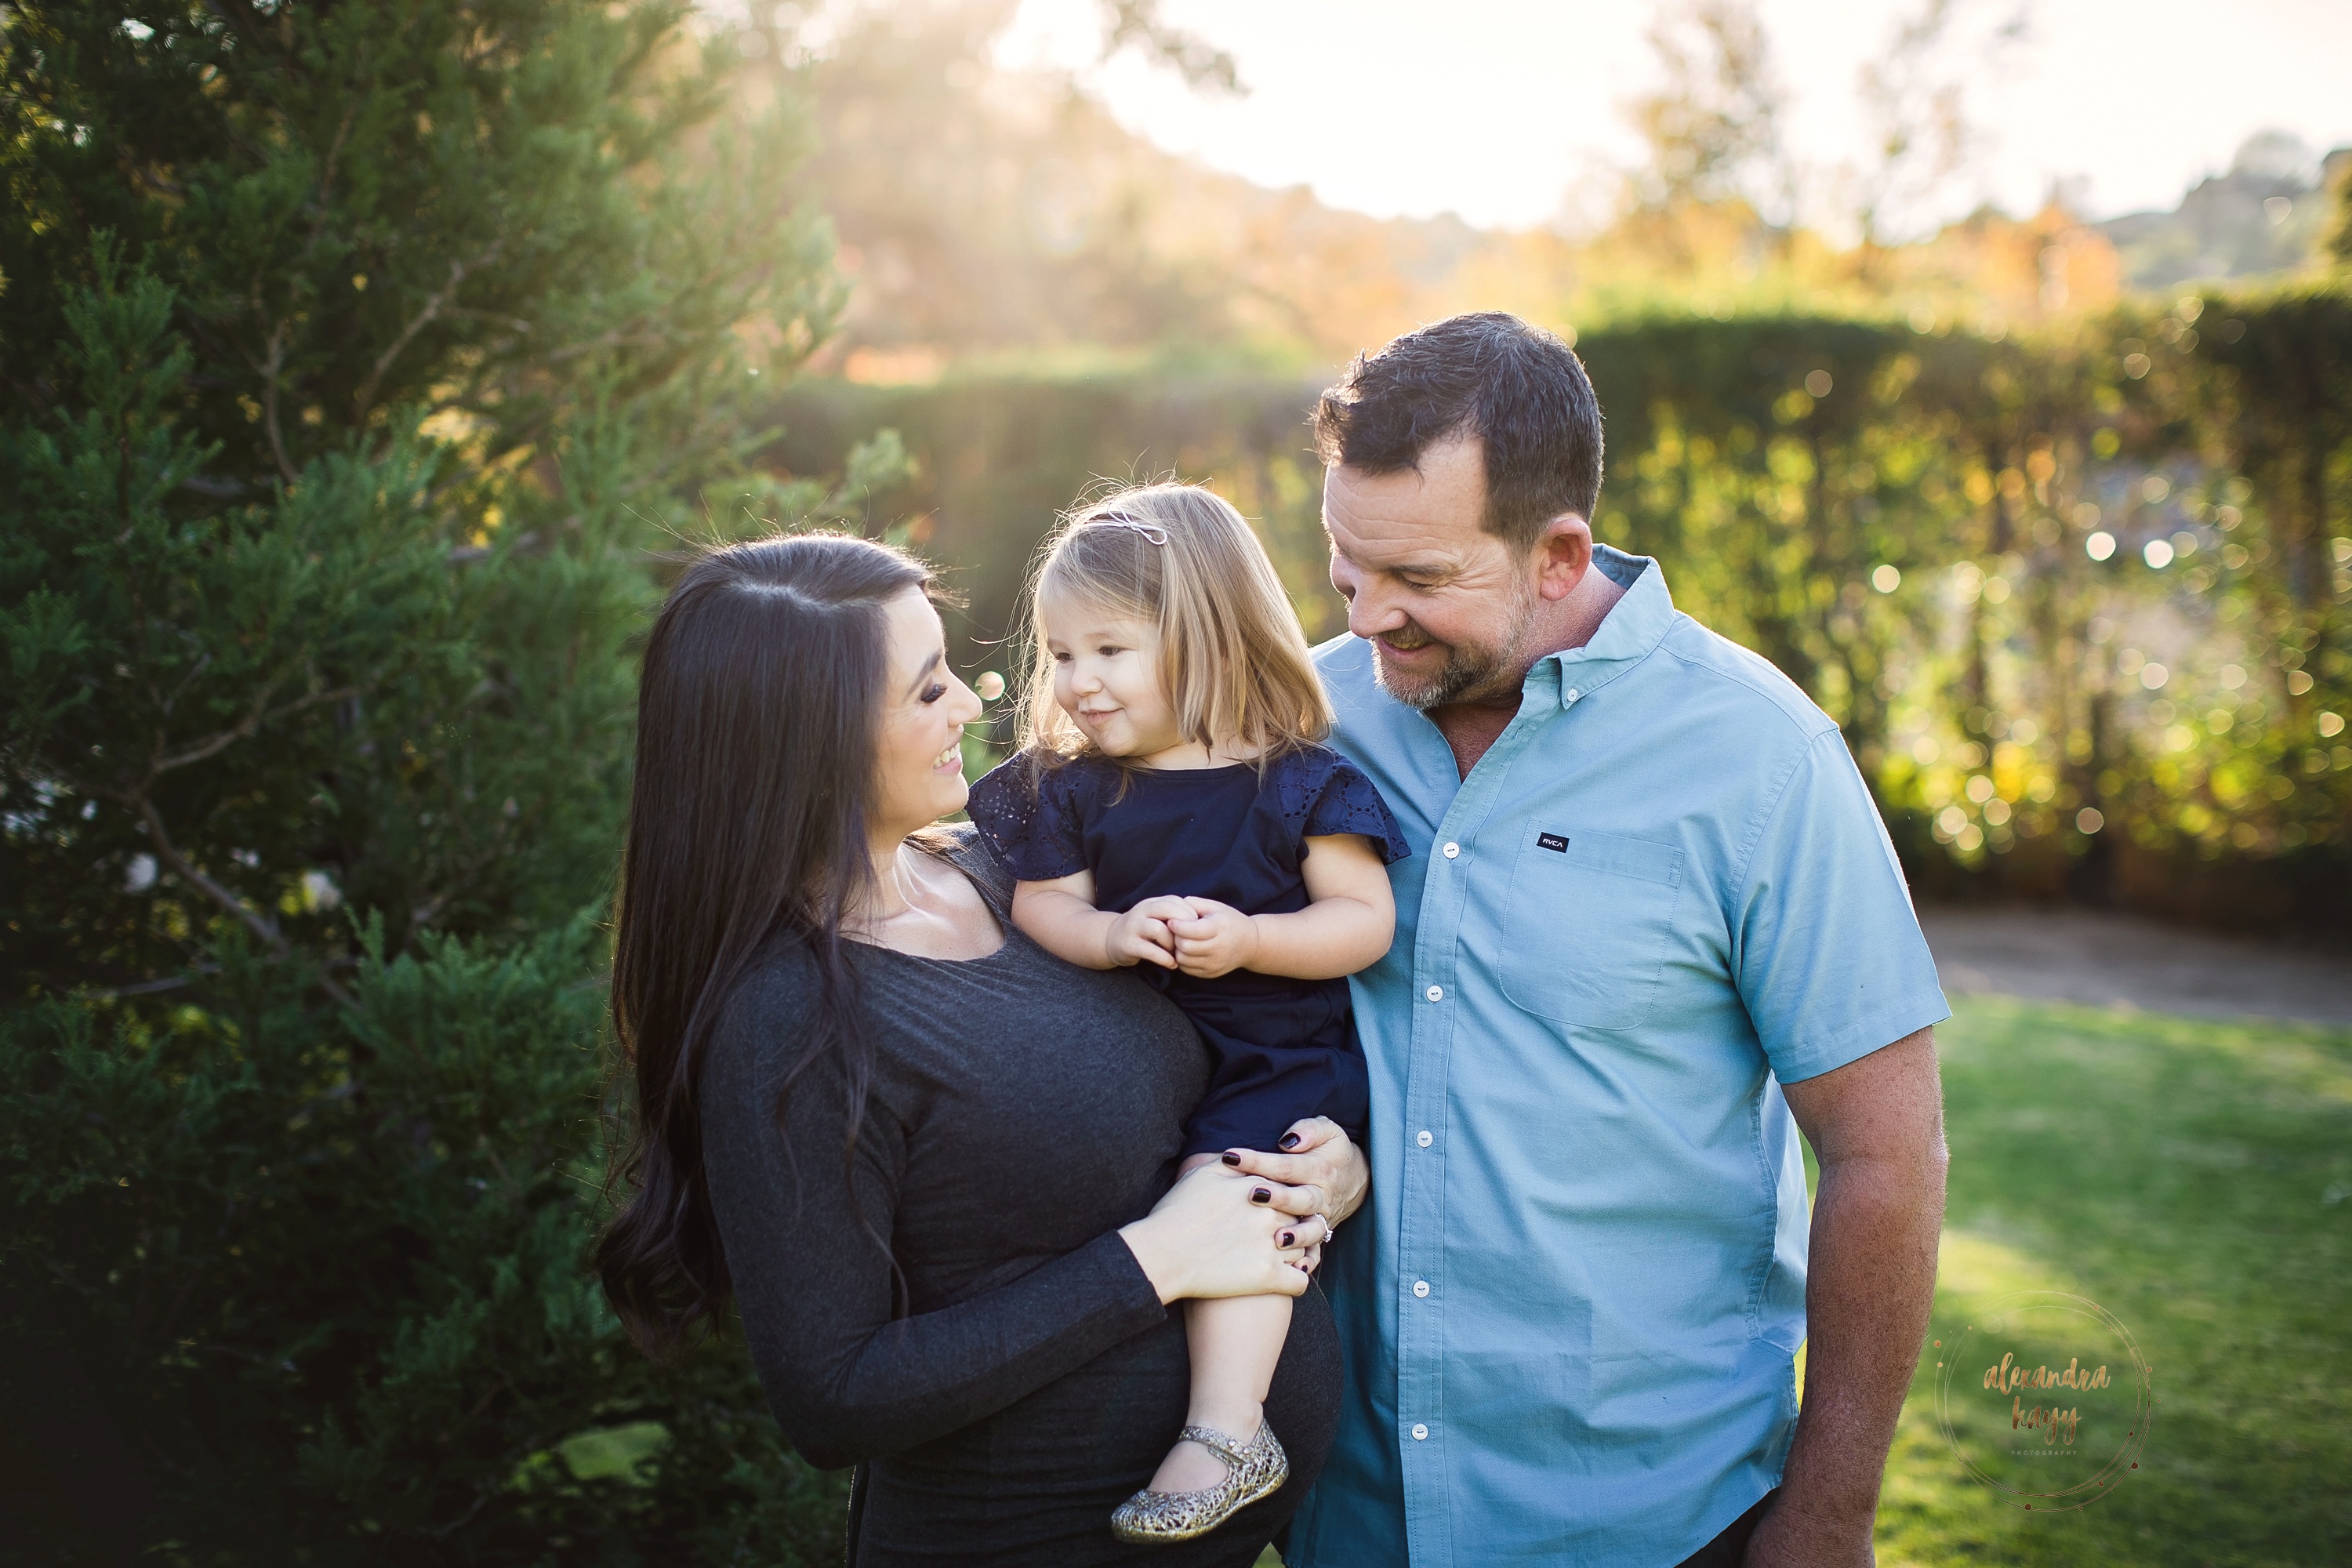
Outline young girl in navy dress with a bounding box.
[967,483,1409,1544]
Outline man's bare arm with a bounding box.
[1748,1026,1947,1568]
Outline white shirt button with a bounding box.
[1416,1129,1433,1148]
[1413,1279,1431,1298]
[1410,1422,1430,1441]
[1442,841,1460,858]
[1565,688,1581,702]
[1425,985,1443,1002]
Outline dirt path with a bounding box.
[1918,906,2352,1029]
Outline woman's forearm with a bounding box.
[762,1231,1167,1468]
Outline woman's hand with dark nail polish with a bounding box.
[1117,1163,1316,1303]
[1218,1120,1368,1229]
[1221,1151,1242,1166]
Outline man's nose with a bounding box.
[1345,583,1406,642]
[1330,554,1390,641]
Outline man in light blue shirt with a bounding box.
[1283,314,1952,1567]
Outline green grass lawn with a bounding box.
[1874,996,2352,1566]
[1266,996,2351,1567]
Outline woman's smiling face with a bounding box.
[1042,587,1183,761]
[870,586,983,838]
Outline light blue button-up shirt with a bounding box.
[1287,546,1950,1568]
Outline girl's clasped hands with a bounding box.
[1106,895,1261,978]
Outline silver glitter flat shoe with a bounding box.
[1109,1420,1289,1544]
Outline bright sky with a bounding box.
[997,0,2352,233]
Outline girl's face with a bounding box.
[870,586,984,839]
[1041,587,1185,762]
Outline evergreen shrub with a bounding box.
[1,2,893,1560]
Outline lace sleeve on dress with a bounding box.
[965,754,1091,882]
[1286,749,1412,864]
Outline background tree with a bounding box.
[2327,147,2352,267]
[1843,0,2034,289]
[0,2,894,1560]
[1624,0,1796,225]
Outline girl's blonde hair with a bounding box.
[1018,482,1332,764]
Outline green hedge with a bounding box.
[767,292,2352,930]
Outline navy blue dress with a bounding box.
[967,745,1410,1156]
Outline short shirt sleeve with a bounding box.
[1733,728,1951,1084]
[966,755,1091,883]
[1283,749,1412,865]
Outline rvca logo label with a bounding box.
[1536,831,1570,853]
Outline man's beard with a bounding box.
[1369,586,1540,712]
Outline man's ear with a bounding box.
[1533,514,1593,603]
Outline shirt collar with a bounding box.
[1530,543,1676,710]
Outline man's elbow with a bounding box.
[1911,1069,1952,1193]
[1881,1123,1947,1190]
[1818,1122,1947,1205]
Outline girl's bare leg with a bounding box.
[1149,1293,1292,1493]
[1147,1154,1294,1494]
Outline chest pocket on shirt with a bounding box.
[1500,827,1685,1030]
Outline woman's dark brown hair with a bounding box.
[597,531,936,1358]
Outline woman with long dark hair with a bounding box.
[596,532,1364,1565]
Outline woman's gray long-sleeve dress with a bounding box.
[700,837,1341,1566]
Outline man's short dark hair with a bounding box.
[1312,312,1603,555]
